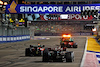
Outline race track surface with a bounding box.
[0,36,86,67]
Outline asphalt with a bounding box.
[0,36,86,67]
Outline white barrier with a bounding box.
[0,35,30,43]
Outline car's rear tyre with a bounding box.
[25,48,31,56]
[67,44,71,48]
[61,45,66,48]
[60,43,64,48]
[42,48,49,62]
[73,44,77,48]
[65,52,74,62]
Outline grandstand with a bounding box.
[31,21,94,35]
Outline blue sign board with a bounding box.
[6,1,100,14]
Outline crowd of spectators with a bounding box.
[32,21,92,34]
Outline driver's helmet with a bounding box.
[38,43,41,46]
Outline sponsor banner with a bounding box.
[40,14,93,20]
[25,14,93,21]
[6,1,100,14]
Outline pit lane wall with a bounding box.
[0,35,30,43]
[0,26,30,43]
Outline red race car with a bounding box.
[60,34,77,48]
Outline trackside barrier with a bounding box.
[34,32,93,36]
[0,35,30,43]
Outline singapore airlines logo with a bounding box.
[8,1,17,13]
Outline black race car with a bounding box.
[60,34,77,48]
[25,44,45,56]
[42,47,74,62]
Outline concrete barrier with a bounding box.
[0,35,30,43]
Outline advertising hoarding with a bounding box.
[6,1,100,14]
[25,13,94,21]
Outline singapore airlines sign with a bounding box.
[6,1,100,14]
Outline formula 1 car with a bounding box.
[42,47,74,62]
[25,43,45,56]
[60,34,77,48]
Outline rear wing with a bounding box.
[30,45,45,48]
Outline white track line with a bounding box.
[96,53,100,55]
[97,58,100,61]
[80,37,88,67]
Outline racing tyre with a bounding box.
[60,43,64,48]
[25,48,31,56]
[65,52,74,62]
[61,45,65,48]
[42,48,49,62]
[67,44,71,48]
[73,44,77,48]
